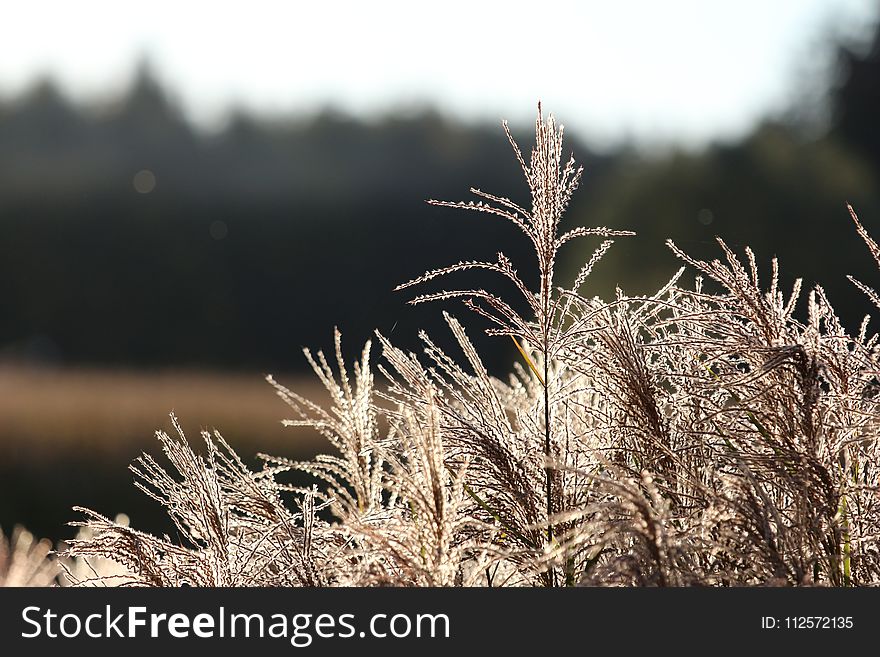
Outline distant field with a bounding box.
[0,365,328,541]
[0,365,327,457]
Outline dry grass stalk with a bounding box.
[58,106,880,587]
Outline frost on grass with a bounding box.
[60,106,880,587]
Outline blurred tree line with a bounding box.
[0,64,616,373]
[1,21,879,375]
[578,22,880,332]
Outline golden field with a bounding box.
[0,365,327,458]
[0,365,327,541]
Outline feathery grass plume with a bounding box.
[264,329,386,522]
[653,237,880,585]
[848,203,880,310]
[375,315,550,585]
[62,106,880,587]
[396,103,633,584]
[344,388,492,586]
[267,333,497,586]
[63,415,338,586]
[529,234,877,585]
[58,514,134,587]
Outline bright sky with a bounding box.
[0,1,876,147]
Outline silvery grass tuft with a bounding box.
[55,105,880,587]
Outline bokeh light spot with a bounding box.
[133,169,156,194]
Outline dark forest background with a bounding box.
[3,35,880,372]
[3,22,880,541]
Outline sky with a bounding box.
[0,0,876,148]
